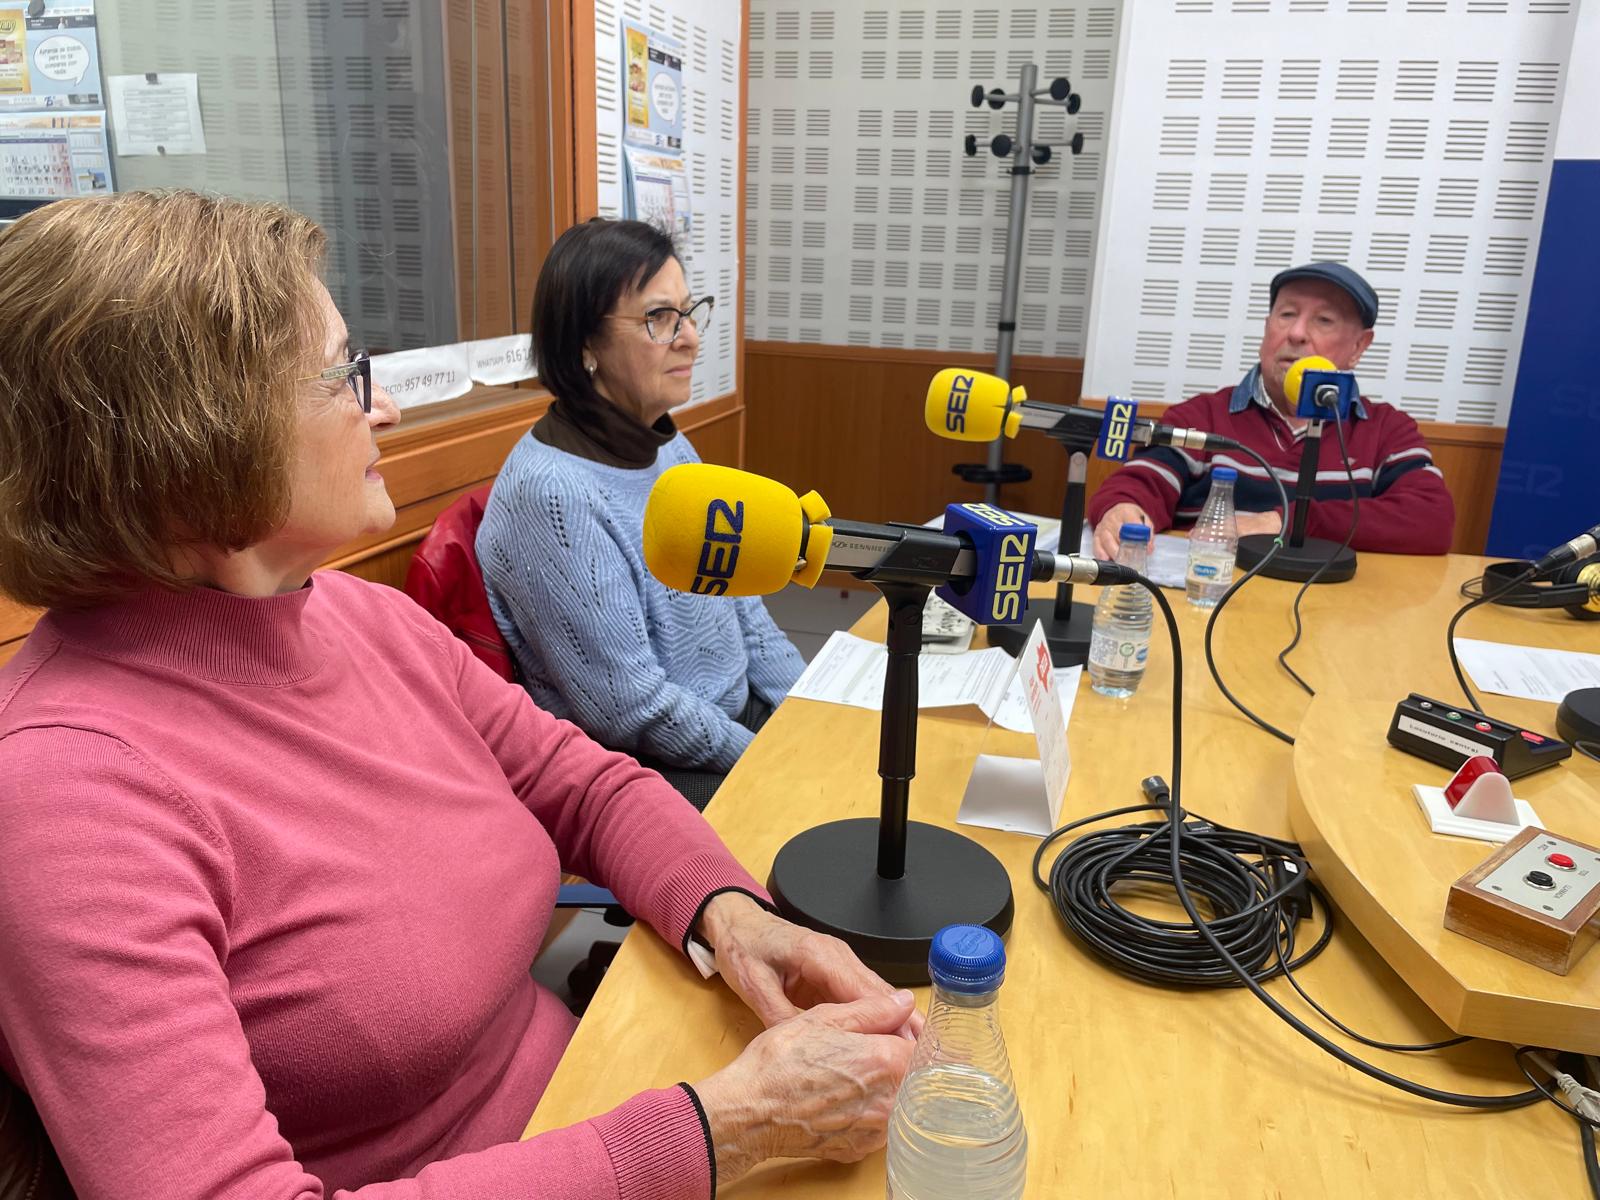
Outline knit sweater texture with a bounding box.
[478,432,806,772]
[0,570,767,1199]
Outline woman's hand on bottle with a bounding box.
[697,892,920,1037]
[692,990,918,1183]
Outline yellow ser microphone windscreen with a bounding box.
[1283,355,1337,409]
[925,368,1025,442]
[643,463,808,597]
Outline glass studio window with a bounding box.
[1,0,563,360]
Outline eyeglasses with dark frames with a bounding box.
[303,349,372,413]
[609,296,715,345]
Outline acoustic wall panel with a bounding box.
[746,2,1114,356]
[1086,0,1579,424]
[595,0,742,407]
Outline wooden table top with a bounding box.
[527,552,1596,1198]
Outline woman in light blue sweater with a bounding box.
[478,220,805,796]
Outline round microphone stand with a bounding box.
[767,529,1014,985]
[1235,389,1358,583]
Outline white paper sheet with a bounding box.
[467,334,535,385]
[107,72,205,156]
[789,631,1082,735]
[1452,638,1600,704]
[370,342,473,410]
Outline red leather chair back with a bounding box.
[403,484,517,682]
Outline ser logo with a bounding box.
[944,373,974,433]
[957,504,1031,623]
[1098,399,1137,462]
[989,533,1030,622]
[690,499,743,595]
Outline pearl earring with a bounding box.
[584,358,597,376]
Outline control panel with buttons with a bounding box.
[1444,827,1600,975]
[1387,692,1572,780]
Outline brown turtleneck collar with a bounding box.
[533,397,677,469]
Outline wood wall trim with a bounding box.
[571,0,598,219]
[445,3,475,339]
[737,0,749,464]
[549,0,577,230]
[676,391,741,433]
[745,339,1083,376]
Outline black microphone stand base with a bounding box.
[767,818,1015,986]
[985,597,1095,667]
[1236,533,1357,583]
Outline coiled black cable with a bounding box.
[1032,801,1332,987]
[1038,575,1547,1112]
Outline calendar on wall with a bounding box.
[0,112,109,200]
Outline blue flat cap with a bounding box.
[1270,262,1378,328]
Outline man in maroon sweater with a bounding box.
[1089,262,1456,559]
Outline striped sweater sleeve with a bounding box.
[1087,395,1218,534]
[1302,408,1455,554]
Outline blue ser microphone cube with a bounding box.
[1097,397,1139,461]
[1294,369,1360,420]
[936,503,1037,625]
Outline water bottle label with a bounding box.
[1191,562,1220,579]
[1089,630,1148,672]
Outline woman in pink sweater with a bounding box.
[0,191,916,1199]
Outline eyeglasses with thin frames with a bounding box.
[301,349,372,413]
[608,296,715,345]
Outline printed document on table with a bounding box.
[1452,638,1600,704]
[789,631,1083,734]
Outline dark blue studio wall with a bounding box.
[1486,159,1600,559]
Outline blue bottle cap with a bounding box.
[929,924,1006,993]
[1212,467,1238,482]
[1119,522,1152,544]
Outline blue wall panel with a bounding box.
[1487,159,1600,559]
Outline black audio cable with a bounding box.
[1276,413,1361,697]
[1513,1048,1600,1199]
[1199,444,1297,745]
[1038,574,1548,1112]
[1446,560,1541,714]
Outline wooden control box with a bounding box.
[1444,827,1600,975]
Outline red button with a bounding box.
[1547,852,1576,870]
[1520,730,1545,744]
[1475,721,1492,732]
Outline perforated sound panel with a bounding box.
[1085,0,1579,425]
[746,2,1113,356]
[595,0,742,407]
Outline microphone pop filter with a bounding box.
[1284,355,1337,409]
[644,463,812,596]
[925,368,1023,442]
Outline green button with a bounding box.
[1446,711,1461,720]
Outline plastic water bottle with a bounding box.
[1185,466,1240,608]
[886,926,1026,1200]
[1087,523,1152,698]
